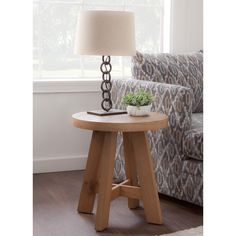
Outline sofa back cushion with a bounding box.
[131,51,203,113]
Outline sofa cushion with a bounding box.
[132,51,203,113]
[182,113,203,161]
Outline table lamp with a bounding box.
[74,10,136,116]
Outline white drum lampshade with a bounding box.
[74,10,136,56]
[74,10,136,115]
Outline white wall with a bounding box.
[33,81,101,173]
[171,0,203,53]
[33,0,203,173]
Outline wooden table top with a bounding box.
[72,112,168,132]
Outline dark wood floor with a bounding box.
[33,171,203,236]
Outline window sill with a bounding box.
[33,79,102,94]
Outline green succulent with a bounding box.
[122,89,154,108]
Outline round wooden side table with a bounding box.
[72,112,168,231]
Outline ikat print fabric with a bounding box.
[111,51,203,206]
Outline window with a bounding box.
[33,0,166,80]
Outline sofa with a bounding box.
[111,51,203,206]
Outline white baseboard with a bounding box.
[33,155,87,173]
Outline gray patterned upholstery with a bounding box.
[132,51,203,113]
[111,52,203,206]
[183,113,203,161]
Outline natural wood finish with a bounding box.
[111,179,130,189]
[123,132,139,209]
[95,132,117,231]
[111,181,141,201]
[110,180,130,202]
[77,131,104,214]
[131,132,163,224]
[34,171,203,236]
[110,184,120,201]
[111,179,140,202]
[73,111,169,231]
[73,112,168,132]
[112,179,130,187]
[120,185,142,200]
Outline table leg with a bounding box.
[131,132,163,224]
[123,132,139,209]
[78,131,105,214]
[95,132,117,231]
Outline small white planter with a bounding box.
[127,104,151,117]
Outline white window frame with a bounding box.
[33,0,171,93]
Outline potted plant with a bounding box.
[122,89,154,116]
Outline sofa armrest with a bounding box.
[111,78,193,183]
[112,78,193,133]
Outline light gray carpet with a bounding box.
[160,226,203,236]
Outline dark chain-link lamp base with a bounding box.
[87,56,127,116]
